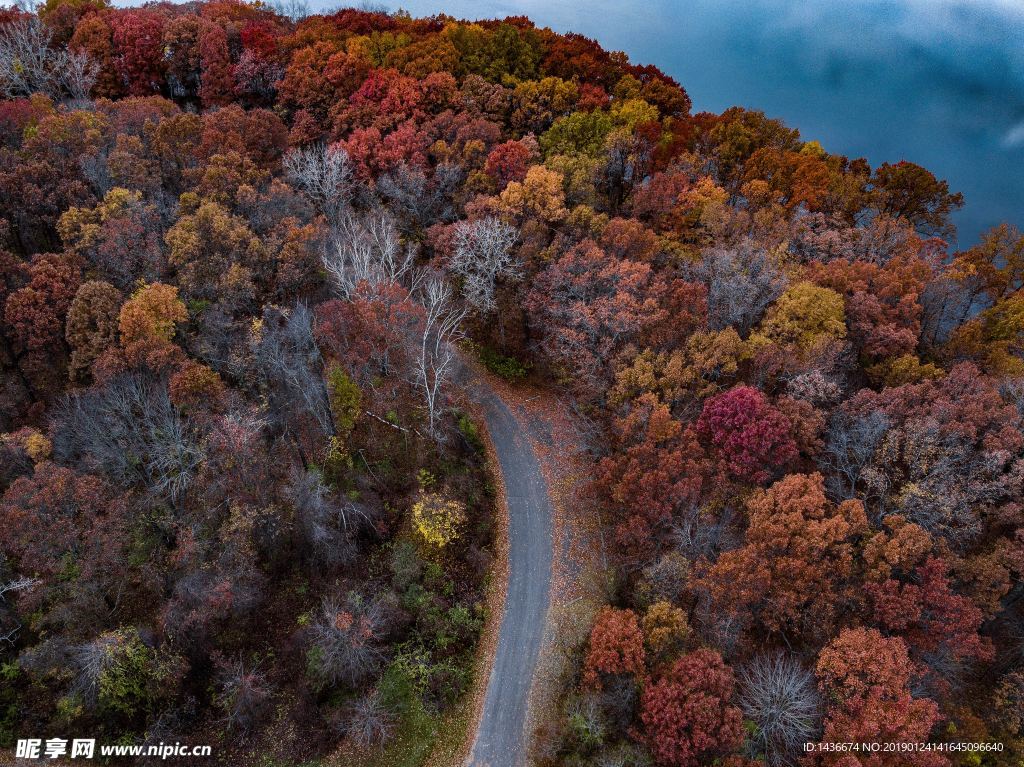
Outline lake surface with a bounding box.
[380,0,1024,247]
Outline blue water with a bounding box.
[379,0,1024,247]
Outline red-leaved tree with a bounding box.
[696,385,797,484]
[641,648,744,767]
[813,628,947,767]
[582,606,645,688]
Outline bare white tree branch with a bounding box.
[0,575,39,647]
[414,276,467,439]
[739,653,821,766]
[73,633,120,705]
[283,143,354,222]
[0,16,97,101]
[449,216,520,313]
[322,213,421,299]
[0,576,41,602]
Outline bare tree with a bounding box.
[0,16,54,97]
[0,440,33,488]
[824,407,1006,548]
[414,276,466,439]
[0,576,40,603]
[345,689,395,746]
[160,566,263,648]
[448,216,520,313]
[53,373,205,503]
[738,654,821,767]
[253,303,334,441]
[992,671,1024,736]
[880,423,989,547]
[285,468,369,567]
[592,743,646,767]
[376,162,462,232]
[689,239,787,334]
[1002,378,1024,419]
[0,623,19,647]
[308,593,388,688]
[637,551,690,606]
[136,699,199,767]
[785,370,842,407]
[214,657,272,731]
[56,45,97,102]
[564,692,608,747]
[283,144,353,223]
[817,409,889,501]
[853,214,920,265]
[670,503,741,563]
[73,633,120,706]
[0,575,39,647]
[321,213,421,299]
[599,674,639,732]
[0,16,97,101]
[270,0,310,21]
[920,274,972,348]
[691,597,747,660]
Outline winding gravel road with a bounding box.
[468,383,553,767]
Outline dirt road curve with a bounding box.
[468,383,553,767]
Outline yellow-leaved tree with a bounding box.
[749,281,846,353]
[118,282,188,346]
[412,491,466,548]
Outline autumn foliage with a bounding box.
[0,2,1021,765]
[582,606,645,687]
[696,385,798,483]
[640,648,744,767]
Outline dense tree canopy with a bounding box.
[0,2,1021,766]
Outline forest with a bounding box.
[0,1,1022,766]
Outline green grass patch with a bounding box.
[344,655,479,767]
[0,662,20,749]
[422,688,477,767]
[455,411,485,454]
[374,698,438,767]
[343,663,440,767]
[478,346,531,382]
